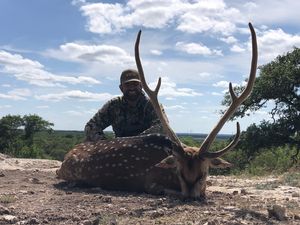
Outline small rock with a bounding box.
[149,208,165,218]
[0,215,18,224]
[233,190,239,195]
[268,205,286,221]
[292,192,299,197]
[30,177,43,184]
[294,214,300,220]
[206,180,213,186]
[0,172,5,177]
[99,196,112,203]
[0,206,10,215]
[28,218,39,224]
[240,189,247,195]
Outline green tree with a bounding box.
[23,114,54,146]
[222,47,300,151]
[0,115,24,155]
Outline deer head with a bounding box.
[135,23,258,199]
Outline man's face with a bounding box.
[120,81,143,101]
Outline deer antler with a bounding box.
[198,22,258,157]
[135,30,184,154]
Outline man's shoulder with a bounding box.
[106,96,123,105]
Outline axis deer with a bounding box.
[57,23,257,199]
[134,22,257,198]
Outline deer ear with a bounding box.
[209,157,233,168]
[155,155,177,169]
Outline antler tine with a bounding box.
[198,22,258,155]
[135,30,182,148]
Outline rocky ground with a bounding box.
[0,153,299,225]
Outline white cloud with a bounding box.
[0,50,101,87]
[256,28,300,63]
[220,36,237,44]
[149,77,203,98]
[35,90,115,102]
[212,92,222,96]
[230,44,245,53]
[150,49,162,56]
[0,88,31,100]
[77,0,242,36]
[176,42,222,56]
[165,105,185,110]
[241,0,300,26]
[213,80,239,89]
[8,88,31,97]
[47,42,134,66]
[36,105,49,109]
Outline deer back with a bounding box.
[57,133,179,192]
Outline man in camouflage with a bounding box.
[84,69,165,141]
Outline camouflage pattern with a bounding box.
[84,93,165,141]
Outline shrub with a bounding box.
[245,145,299,175]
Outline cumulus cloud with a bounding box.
[230,45,245,53]
[0,50,101,87]
[256,28,300,62]
[0,88,31,100]
[77,0,242,36]
[213,80,239,89]
[46,42,134,66]
[165,105,185,110]
[148,77,203,98]
[150,49,162,56]
[176,42,222,56]
[35,90,115,102]
[220,36,238,44]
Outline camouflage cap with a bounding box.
[120,69,141,84]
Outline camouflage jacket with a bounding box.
[84,93,166,141]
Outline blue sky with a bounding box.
[1,0,300,134]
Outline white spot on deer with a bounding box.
[123,159,128,163]
[128,144,132,147]
[138,148,142,151]
[118,163,122,166]
[112,153,116,157]
[122,144,127,147]
[119,153,123,157]
[73,155,79,162]
[133,145,138,149]
[135,157,140,161]
[144,144,149,147]
[130,174,134,177]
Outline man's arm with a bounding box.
[84,101,112,141]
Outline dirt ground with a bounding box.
[0,153,299,225]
